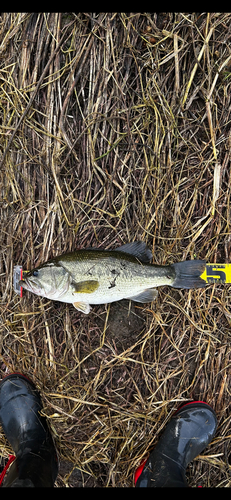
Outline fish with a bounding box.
[19,241,207,314]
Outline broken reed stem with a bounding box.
[206,100,217,161]
[181,26,214,109]
[174,33,180,96]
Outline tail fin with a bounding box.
[171,260,206,289]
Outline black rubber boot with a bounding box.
[0,373,58,487]
[135,401,217,488]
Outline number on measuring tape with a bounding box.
[206,264,226,283]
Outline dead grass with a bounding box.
[1,12,231,487]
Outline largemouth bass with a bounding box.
[19,241,206,314]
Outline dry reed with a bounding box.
[1,12,231,487]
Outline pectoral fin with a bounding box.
[72,280,99,293]
[73,302,91,314]
[126,288,158,303]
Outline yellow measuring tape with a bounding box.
[201,264,231,284]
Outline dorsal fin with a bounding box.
[115,241,153,263]
[81,241,153,263]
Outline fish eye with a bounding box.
[32,270,39,277]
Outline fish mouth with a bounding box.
[18,278,28,289]
[19,278,41,294]
[18,278,58,299]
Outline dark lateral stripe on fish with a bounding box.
[171,260,207,289]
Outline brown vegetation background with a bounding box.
[1,13,231,487]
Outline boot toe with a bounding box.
[0,373,47,456]
[0,373,58,487]
[135,401,217,488]
[174,402,217,465]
